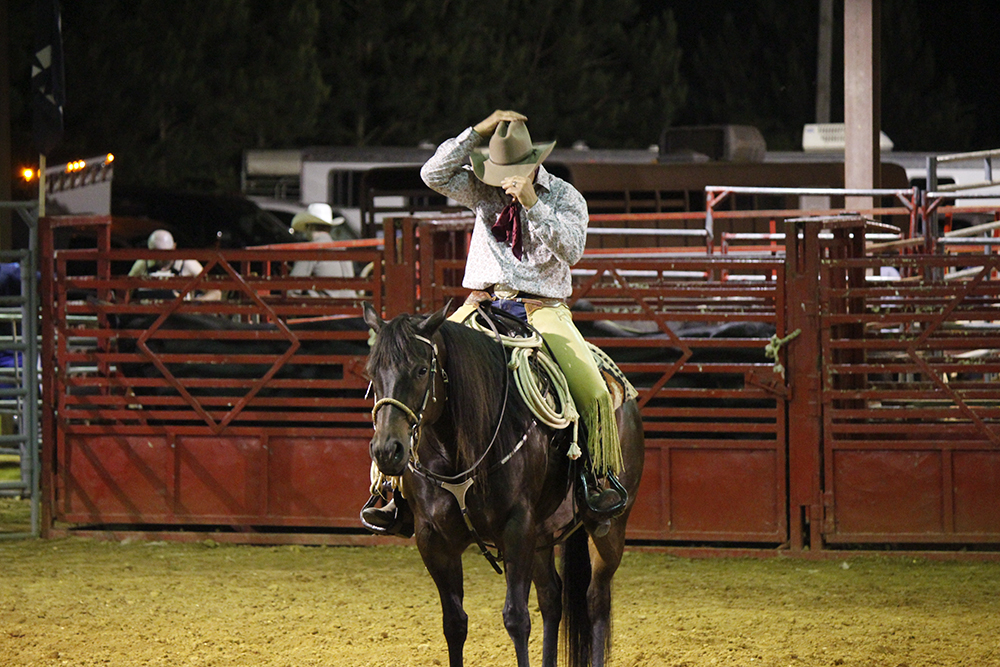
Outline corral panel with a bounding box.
[422,227,795,546]
[831,450,944,535]
[266,437,372,523]
[62,434,170,521]
[173,436,264,519]
[669,447,781,537]
[815,220,1000,545]
[952,452,1000,534]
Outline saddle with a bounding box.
[471,305,637,413]
[470,305,633,524]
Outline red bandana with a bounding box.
[491,201,523,260]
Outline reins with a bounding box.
[369,324,516,573]
[370,334,442,456]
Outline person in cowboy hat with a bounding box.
[289,203,358,298]
[128,229,222,301]
[361,110,625,534]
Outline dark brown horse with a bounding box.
[362,302,644,667]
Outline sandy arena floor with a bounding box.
[2,500,999,666]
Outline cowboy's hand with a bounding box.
[474,110,527,138]
[501,174,538,209]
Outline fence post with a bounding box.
[37,215,55,538]
[381,217,418,318]
[784,216,824,551]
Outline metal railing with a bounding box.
[928,149,1000,193]
[0,201,40,539]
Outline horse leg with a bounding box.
[502,521,538,667]
[531,546,562,667]
[419,532,468,667]
[587,520,629,667]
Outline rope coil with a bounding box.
[468,318,582,459]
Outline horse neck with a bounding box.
[435,323,514,470]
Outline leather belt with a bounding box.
[492,283,545,300]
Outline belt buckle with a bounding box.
[494,284,518,299]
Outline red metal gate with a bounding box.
[39,216,383,538]
[799,216,1000,546]
[38,209,1000,552]
[411,217,791,546]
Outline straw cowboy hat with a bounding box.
[291,203,346,233]
[470,120,556,186]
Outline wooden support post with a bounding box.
[844,0,881,212]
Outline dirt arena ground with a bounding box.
[2,499,1000,667]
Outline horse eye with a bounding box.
[417,366,428,377]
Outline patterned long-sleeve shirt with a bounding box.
[420,127,588,299]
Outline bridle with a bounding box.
[370,330,512,486]
[368,324,521,573]
[370,333,445,456]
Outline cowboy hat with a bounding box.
[291,203,346,233]
[470,120,556,186]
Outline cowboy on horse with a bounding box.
[363,110,628,535]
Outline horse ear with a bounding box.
[362,301,385,333]
[416,303,450,336]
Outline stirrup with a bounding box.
[578,469,628,518]
[360,492,414,538]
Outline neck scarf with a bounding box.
[491,200,523,260]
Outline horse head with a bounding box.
[363,302,449,476]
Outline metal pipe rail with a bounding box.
[927,191,1000,201]
[937,237,1000,246]
[705,185,919,247]
[0,200,40,539]
[928,149,1000,193]
[943,220,1000,237]
[707,185,916,197]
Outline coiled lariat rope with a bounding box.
[466,318,582,460]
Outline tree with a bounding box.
[879,0,974,151]
[677,0,977,152]
[314,0,685,149]
[678,0,820,150]
[60,0,327,188]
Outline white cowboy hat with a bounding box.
[291,203,346,233]
[147,229,176,250]
[470,120,556,187]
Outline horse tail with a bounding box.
[561,525,592,667]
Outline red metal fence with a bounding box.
[39,217,381,538]
[38,206,1000,553]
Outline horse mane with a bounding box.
[438,320,533,473]
[367,313,533,476]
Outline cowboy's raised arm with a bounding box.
[420,128,496,210]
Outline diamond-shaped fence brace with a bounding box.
[135,255,301,433]
[822,253,1000,447]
